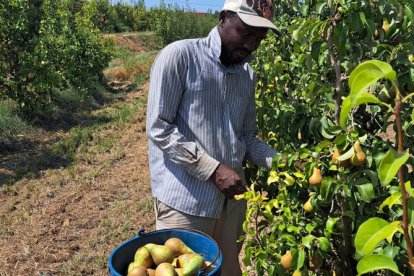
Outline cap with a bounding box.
[222,0,280,34]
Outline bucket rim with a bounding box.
[108,228,222,276]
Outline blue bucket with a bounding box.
[108,228,222,276]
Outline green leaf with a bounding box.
[296,249,305,269]
[377,149,410,186]
[325,217,340,234]
[357,254,403,276]
[355,218,400,256]
[337,146,354,161]
[320,177,335,203]
[349,60,396,96]
[379,192,402,213]
[356,183,375,202]
[302,234,315,249]
[340,92,381,127]
[317,237,331,252]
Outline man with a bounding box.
[146,0,279,274]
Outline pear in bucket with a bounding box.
[155,263,176,276]
[127,265,148,276]
[134,246,154,268]
[144,243,175,266]
[164,237,194,257]
[177,253,205,276]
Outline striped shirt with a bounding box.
[146,27,277,218]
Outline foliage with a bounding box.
[241,0,414,275]
[0,0,112,117]
[153,1,217,47]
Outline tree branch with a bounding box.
[326,5,342,125]
[394,85,414,275]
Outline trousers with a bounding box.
[154,197,247,276]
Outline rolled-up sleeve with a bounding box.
[146,44,220,181]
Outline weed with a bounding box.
[0,101,32,143]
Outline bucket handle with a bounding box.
[136,228,146,237]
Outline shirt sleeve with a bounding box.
[146,43,220,181]
[240,75,278,169]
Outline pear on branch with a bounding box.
[350,140,366,166]
[280,250,292,270]
[309,167,323,186]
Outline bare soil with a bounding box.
[0,34,156,276]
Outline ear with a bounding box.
[219,10,228,28]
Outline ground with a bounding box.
[0,34,156,275]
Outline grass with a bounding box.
[0,101,32,144]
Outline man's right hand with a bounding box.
[210,164,247,199]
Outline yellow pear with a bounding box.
[304,197,313,212]
[350,140,366,166]
[202,261,215,273]
[308,167,322,185]
[292,269,301,276]
[164,238,194,257]
[177,253,205,276]
[332,149,350,168]
[280,250,292,270]
[146,269,156,276]
[382,19,390,32]
[144,243,175,266]
[134,246,154,268]
[155,263,176,276]
[175,267,184,276]
[127,265,148,276]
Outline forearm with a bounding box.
[243,135,277,168]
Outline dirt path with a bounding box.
[0,83,156,275]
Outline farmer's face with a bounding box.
[218,11,268,66]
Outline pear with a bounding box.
[177,253,205,276]
[308,167,322,185]
[164,238,194,257]
[280,250,292,270]
[155,263,176,276]
[144,243,175,266]
[175,268,184,276]
[128,262,146,273]
[146,269,156,276]
[127,265,148,276]
[332,149,350,168]
[134,246,154,268]
[304,197,313,212]
[292,269,302,276]
[382,18,390,32]
[350,140,366,166]
[202,261,215,273]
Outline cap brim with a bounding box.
[237,13,281,35]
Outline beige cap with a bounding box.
[222,0,280,33]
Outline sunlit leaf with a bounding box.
[379,193,402,213]
[355,218,400,256]
[377,149,409,186]
[340,93,381,127]
[357,254,403,276]
[325,217,340,234]
[349,60,396,96]
[317,237,331,252]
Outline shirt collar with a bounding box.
[207,27,254,66]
